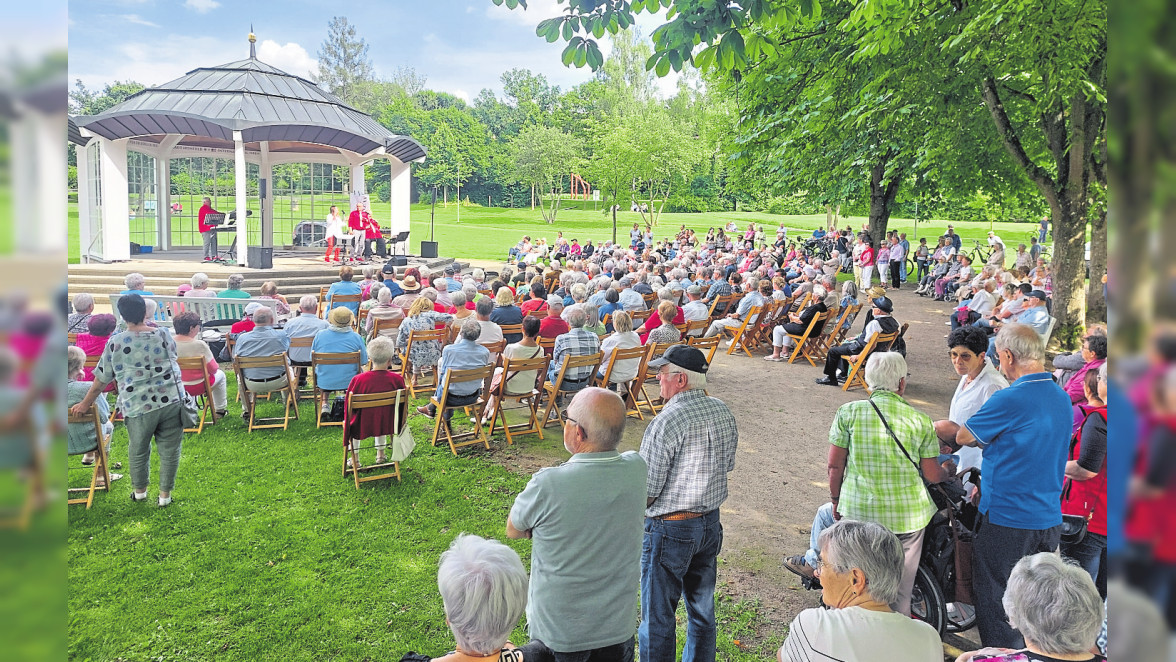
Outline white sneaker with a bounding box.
[158,496,173,507]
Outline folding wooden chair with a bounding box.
[328,294,362,317]
[487,355,549,445]
[723,305,764,357]
[537,336,556,355]
[370,315,402,341]
[312,351,363,428]
[543,270,561,293]
[786,309,833,366]
[233,354,299,431]
[288,336,316,399]
[357,307,369,332]
[68,332,78,345]
[176,356,219,434]
[429,365,497,455]
[786,291,811,316]
[681,319,709,339]
[595,345,649,421]
[541,352,604,428]
[633,343,683,416]
[707,293,734,319]
[821,303,862,358]
[498,323,522,341]
[641,292,657,309]
[687,334,722,364]
[527,307,548,319]
[842,330,899,392]
[317,286,330,318]
[631,308,653,324]
[67,404,111,509]
[342,388,409,488]
[812,305,851,361]
[399,328,448,398]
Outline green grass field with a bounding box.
[67,384,782,662]
[69,195,1049,265]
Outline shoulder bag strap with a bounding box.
[159,328,188,405]
[868,398,922,478]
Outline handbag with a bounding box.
[1060,475,1090,545]
[159,328,202,429]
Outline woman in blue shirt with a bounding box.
[326,265,363,315]
[489,287,524,342]
[312,307,368,415]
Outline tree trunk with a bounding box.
[1050,198,1088,349]
[612,204,618,245]
[1085,206,1107,326]
[867,155,902,253]
[825,205,834,231]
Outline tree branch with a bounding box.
[980,76,1058,204]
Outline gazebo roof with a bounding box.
[73,51,425,162]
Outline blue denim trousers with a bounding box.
[639,511,723,662]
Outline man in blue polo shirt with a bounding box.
[953,323,1071,648]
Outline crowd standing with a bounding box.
[65,217,1111,662]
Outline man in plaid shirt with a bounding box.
[783,352,946,616]
[547,307,601,390]
[638,345,738,662]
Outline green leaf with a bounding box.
[562,43,578,66]
[537,17,562,42]
[562,19,574,41]
[655,55,671,77]
[573,44,588,68]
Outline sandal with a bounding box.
[95,472,123,488]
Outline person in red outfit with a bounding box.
[363,210,387,260]
[198,197,220,261]
[347,199,370,263]
[344,336,408,467]
[229,302,263,334]
[538,298,570,355]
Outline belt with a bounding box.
[246,373,286,383]
[655,510,709,521]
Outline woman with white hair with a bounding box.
[186,272,217,298]
[68,293,95,333]
[218,274,249,300]
[778,520,942,662]
[121,272,153,296]
[955,553,1106,662]
[399,534,542,662]
[344,336,406,467]
[365,286,405,339]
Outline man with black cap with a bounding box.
[638,344,738,662]
[816,295,900,386]
[984,289,1051,362]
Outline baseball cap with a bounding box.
[1028,289,1047,300]
[381,262,397,275]
[647,344,710,374]
[687,284,702,295]
[243,302,263,316]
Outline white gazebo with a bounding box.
[70,33,425,266]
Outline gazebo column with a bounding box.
[388,160,411,244]
[349,164,366,209]
[155,136,181,251]
[234,130,249,267]
[101,137,131,262]
[259,141,273,248]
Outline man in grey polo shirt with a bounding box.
[507,387,647,661]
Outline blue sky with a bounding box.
[67,0,678,102]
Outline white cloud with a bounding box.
[70,34,237,89]
[120,14,160,28]
[451,89,471,103]
[183,0,220,13]
[256,40,317,79]
[484,0,565,27]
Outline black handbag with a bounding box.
[1060,474,1090,545]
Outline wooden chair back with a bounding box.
[487,354,549,445]
[176,356,218,433]
[370,315,402,339]
[707,293,734,318]
[399,327,448,397]
[724,305,764,357]
[842,330,899,392]
[787,309,833,366]
[68,332,78,345]
[328,294,361,314]
[342,388,410,487]
[318,286,330,318]
[541,351,603,428]
[66,404,111,509]
[499,323,523,340]
[687,334,722,364]
[233,353,299,431]
[312,351,363,428]
[631,308,653,324]
[537,336,556,354]
[430,364,497,455]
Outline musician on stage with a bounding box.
[347,198,371,263]
[198,197,220,262]
[363,208,387,261]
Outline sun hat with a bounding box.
[329,306,353,326]
[401,275,421,292]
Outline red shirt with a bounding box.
[348,209,369,232]
[230,319,256,334]
[364,216,382,240]
[520,298,548,316]
[198,203,218,233]
[538,316,570,352]
[638,306,683,338]
[345,369,408,441]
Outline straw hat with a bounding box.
[401,275,421,292]
[329,306,353,327]
[867,285,887,299]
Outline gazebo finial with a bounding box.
[248,25,257,59]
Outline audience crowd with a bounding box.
[65,220,1110,662]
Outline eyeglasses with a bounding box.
[814,557,831,577]
[657,368,685,379]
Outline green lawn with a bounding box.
[69,195,1049,265]
[67,383,783,662]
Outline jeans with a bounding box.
[972,513,1060,648]
[803,503,837,567]
[640,511,723,662]
[1061,531,1107,598]
[123,402,184,492]
[916,258,928,281]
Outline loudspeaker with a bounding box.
[389,255,408,267]
[420,241,438,259]
[129,241,141,255]
[247,246,273,269]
